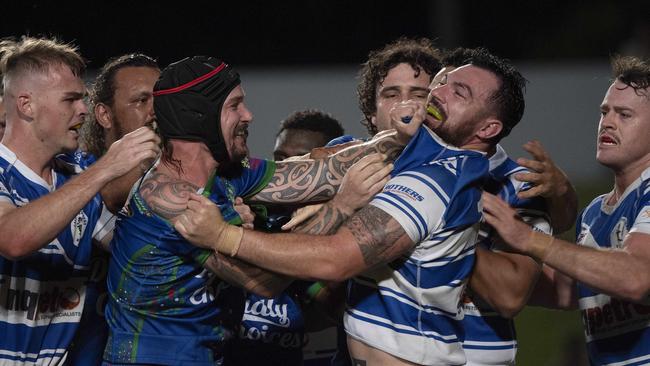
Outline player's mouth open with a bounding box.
[599,135,617,145]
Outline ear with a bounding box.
[370,114,377,127]
[477,118,503,140]
[95,103,113,129]
[16,94,33,119]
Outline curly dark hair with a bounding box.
[277,109,344,142]
[612,55,650,95]
[442,47,527,142]
[357,37,441,136]
[82,53,158,157]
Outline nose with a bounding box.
[240,103,253,123]
[77,99,88,118]
[427,86,445,107]
[599,110,616,132]
[147,98,155,116]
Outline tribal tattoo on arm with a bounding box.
[292,202,351,235]
[139,172,198,220]
[203,253,290,296]
[345,205,413,268]
[252,132,405,205]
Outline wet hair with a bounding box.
[357,37,442,136]
[0,36,85,90]
[442,47,526,142]
[611,55,650,95]
[277,109,344,143]
[82,54,159,157]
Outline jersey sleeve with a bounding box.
[369,169,447,243]
[231,158,276,199]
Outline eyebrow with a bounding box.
[62,91,86,99]
[613,106,634,114]
[379,85,430,93]
[227,95,244,105]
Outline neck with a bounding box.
[611,160,650,203]
[461,140,493,155]
[3,124,57,183]
[159,140,218,188]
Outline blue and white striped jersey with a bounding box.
[577,167,650,366]
[0,144,112,365]
[461,145,550,366]
[344,126,489,365]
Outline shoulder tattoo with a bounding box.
[139,172,198,220]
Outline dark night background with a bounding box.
[3,0,649,68]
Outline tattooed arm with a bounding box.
[141,172,290,297]
[249,130,408,205]
[203,253,289,297]
[290,153,392,235]
[232,205,415,282]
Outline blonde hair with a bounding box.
[0,36,85,89]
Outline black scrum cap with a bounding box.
[153,56,240,163]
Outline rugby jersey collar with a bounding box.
[422,125,486,156]
[602,166,650,212]
[488,144,508,172]
[0,143,57,191]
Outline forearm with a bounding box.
[532,236,650,302]
[236,229,363,282]
[546,185,578,233]
[0,164,111,259]
[469,247,541,317]
[101,167,143,214]
[252,131,405,205]
[203,253,290,297]
[327,130,404,173]
[292,200,353,235]
[528,264,577,309]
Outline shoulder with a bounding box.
[410,153,487,193]
[580,194,607,221]
[489,157,545,208]
[139,171,199,220]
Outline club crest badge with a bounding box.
[610,217,628,249]
[70,210,89,246]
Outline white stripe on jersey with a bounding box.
[347,308,458,341]
[399,171,451,203]
[604,353,650,366]
[92,204,116,242]
[0,348,67,365]
[353,277,460,318]
[419,246,474,268]
[463,340,517,347]
[38,239,89,270]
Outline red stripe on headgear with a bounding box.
[153,62,227,96]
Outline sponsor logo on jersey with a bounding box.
[582,297,650,338]
[239,298,302,348]
[70,210,89,246]
[0,275,85,325]
[384,184,424,202]
[243,298,290,327]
